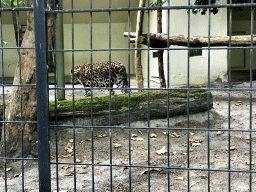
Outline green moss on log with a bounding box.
[0,90,211,115]
[48,90,211,113]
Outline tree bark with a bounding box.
[124,32,256,47]
[157,0,166,88]
[134,0,146,88]
[11,0,22,47]
[0,0,55,159]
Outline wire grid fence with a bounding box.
[0,0,256,191]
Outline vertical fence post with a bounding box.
[34,0,51,191]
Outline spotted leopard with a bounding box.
[71,61,128,96]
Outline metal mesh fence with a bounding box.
[0,0,256,191]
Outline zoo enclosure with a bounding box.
[1,0,256,191]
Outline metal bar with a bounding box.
[48,161,256,174]
[147,0,151,189]
[70,0,77,191]
[49,125,256,133]
[127,0,132,191]
[55,0,65,100]
[89,0,95,191]
[228,1,233,191]
[249,1,254,191]
[207,0,211,191]
[34,0,51,191]
[46,3,256,14]
[187,0,191,190]
[49,46,256,53]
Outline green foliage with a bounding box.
[192,0,219,15]
[1,0,25,7]
[150,0,167,7]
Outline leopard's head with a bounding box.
[70,65,83,82]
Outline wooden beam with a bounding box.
[124,32,256,47]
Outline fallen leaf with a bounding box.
[94,160,101,164]
[136,137,144,141]
[6,168,11,172]
[175,177,184,180]
[192,143,201,147]
[76,158,82,163]
[163,132,168,135]
[139,130,142,134]
[69,139,73,143]
[81,165,89,169]
[122,160,130,165]
[97,132,108,138]
[150,133,157,138]
[65,142,74,155]
[190,132,195,136]
[189,139,202,147]
[156,146,167,155]
[32,178,38,182]
[217,131,224,135]
[201,174,207,179]
[114,143,121,148]
[64,171,74,176]
[244,161,255,166]
[227,146,236,150]
[171,132,181,138]
[62,164,69,169]
[141,168,161,175]
[14,174,20,178]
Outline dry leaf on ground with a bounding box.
[175,177,184,180]
[141,168,162,175]
[244,161,255,166]
[189,139,202,147]
[64,171,74,176]
[156,146,167,155]
[114,143,121,148]
[62,164,69,169]
[6,168,11,172]
[171,132,181,138]
[150,133,157,138]
[81,165,89,169]
[97,132,108,138]
[217,131,224,135]
[227,146,236,150]
[76,158,82,163]
[65,142,74,156]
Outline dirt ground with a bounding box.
[1,79,256,191]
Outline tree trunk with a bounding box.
[157,0,166,88]
[124,32,256,47]
[134,0,146,88]
[11,0,22,47]
[0,0,55,159]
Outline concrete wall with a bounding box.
[141,0,228,86]
[1,24,19,78]
[63,22,135,76]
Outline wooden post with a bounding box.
[134,0,146,88]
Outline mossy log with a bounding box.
[48,90,213,126]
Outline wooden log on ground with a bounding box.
[49,93,213,126]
